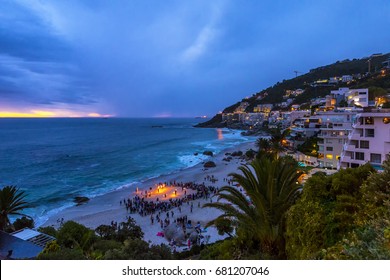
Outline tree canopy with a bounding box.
[285,162,390,259]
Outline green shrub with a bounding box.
[13,217,34,231]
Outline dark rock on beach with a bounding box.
[231,151,243,157]
[203,161,216,168]
[74,196,90,205]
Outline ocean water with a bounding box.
[0,118,252,225]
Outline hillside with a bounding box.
[196,53,390,127]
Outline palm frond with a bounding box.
[0,185,30,231]
[203,156,301,256]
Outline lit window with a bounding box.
[365,117,374,125]
[383,117,390,124]
[326,154,333,160]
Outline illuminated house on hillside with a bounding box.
[253,104,273,113]
[345,88,369,107]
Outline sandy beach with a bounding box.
[43,141,256,249]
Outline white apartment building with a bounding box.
[242,113,267,126]
[282,110,310,126]
[339,109,390,170]
[331,87,350,96]
[345,88,369,107]
[342,75,353,83]
[317,111,356,169]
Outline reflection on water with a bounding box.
[217,128,223,140]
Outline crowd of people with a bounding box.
[120,181,219,220]
[116,175,239,251]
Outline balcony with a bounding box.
[348,132,364,140]
[326,134,347,138]
[344,144,357,151]
[349,159,367,165]
[340,155,351,162]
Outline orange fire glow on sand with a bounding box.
[135,184,192,201]
[0,110,113,118]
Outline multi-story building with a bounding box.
[221,113,242,123]
[317,110,356,169]
[253,104,273,113]
[331,87,350,96]
[281,110,310,126]
[339,109,390,170]
[325,87,369,108]
[242,113,267,126]
[345,88,369,107]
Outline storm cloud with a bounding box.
[1,0,390,117]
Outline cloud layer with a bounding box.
[1,0,390,117]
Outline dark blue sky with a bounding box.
[1,0,390,117]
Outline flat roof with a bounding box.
[12,228,56,248]
[0,231,43,259]
[12,228,40,240]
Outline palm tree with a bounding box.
[255,137,276,159]
[0,186,30,231]
[256,138,271,152]
[269,128,289,157]
[204,156,302,257]
[256,129,289,159]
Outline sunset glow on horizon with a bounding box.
[0,109,114,118]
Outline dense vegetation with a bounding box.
[286,163,390,259]
[37,218,173,260]
[297,136,319,157]
[200,160,390,260]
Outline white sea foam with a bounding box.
[32,203,74,227]
[178,154,209,168]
